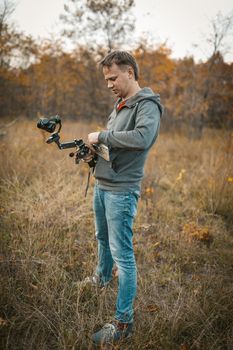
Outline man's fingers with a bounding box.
[88,132,100,144]
[88,144,96,153]
[82,148,94,163]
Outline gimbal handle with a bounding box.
[46,133,84,150]
[46,132,96,168]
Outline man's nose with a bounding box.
[107,81,114,89]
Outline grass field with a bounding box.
[0,119,233,349]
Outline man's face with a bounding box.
[103,63,133,99]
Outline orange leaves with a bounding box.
[134,44,175,95]
[145,187,154,195]
[182,222,213,245]
[141,182,155,201]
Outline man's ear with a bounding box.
[128,66,135,79]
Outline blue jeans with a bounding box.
[93,185,139,323]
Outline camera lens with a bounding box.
[37,118,56,133]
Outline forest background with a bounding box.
[0,0,233,131]
[1,1,233,349]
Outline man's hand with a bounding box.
[82,148,95,163]
[88,132,100,145]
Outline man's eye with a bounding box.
[106,77,117,83]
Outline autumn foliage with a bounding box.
[1,41,233,130]
[0,1,233,129]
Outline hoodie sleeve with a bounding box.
[98,100,161,150]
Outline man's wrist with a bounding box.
[98,130,108,144]
[88,131,100,144]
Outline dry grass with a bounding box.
[0,119,233,350]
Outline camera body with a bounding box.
[37,115,61,133]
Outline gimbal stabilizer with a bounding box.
[37,115,96,168]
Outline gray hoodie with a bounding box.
[95,87,163,192]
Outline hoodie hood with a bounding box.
[123,87,163,116]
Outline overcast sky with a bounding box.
[10,0,233,62]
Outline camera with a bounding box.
[37,115,61,133]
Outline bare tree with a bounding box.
[207,11,233,58]
[201,11,233,114]
[187,11,233,135]
[0,0,15,36]
[60,0,135,53]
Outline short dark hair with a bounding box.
[100,50,139,81]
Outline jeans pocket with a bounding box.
[125,193,138,219]
[106,191,138,220]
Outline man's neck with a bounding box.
[122,83,141,101]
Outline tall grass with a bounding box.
[0,119,233,349]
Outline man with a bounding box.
[86,50,163,346]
